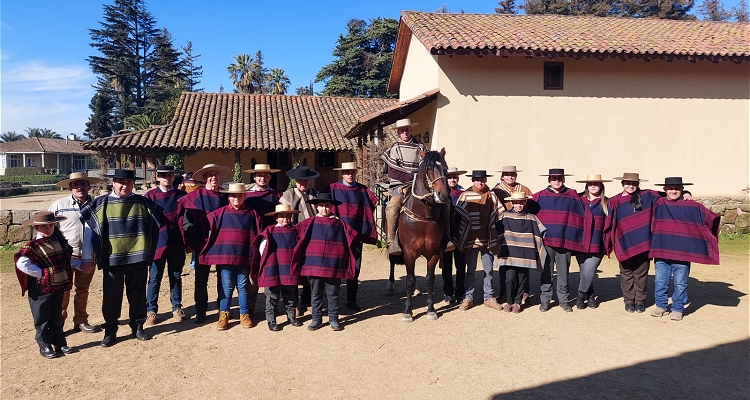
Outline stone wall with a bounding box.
[0,210,38,246]
[695,196,750,234]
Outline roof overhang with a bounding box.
[345,88,439,139]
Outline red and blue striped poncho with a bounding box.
[14,231,73,296]
[329,182,378,244]
[245,189,281,228]
[649,198,720,264]
[581,196,606,254]
[604,189,660,261]
[291,216,358,280]
[251,225,299,287]
[450,187,464,207]
[146,188,187,260]
[532,187,591,252]
[199,205,261,267]
[177,188,227,253]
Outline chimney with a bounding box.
[68,133,76,141]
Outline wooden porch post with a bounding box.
[115,152,121,169]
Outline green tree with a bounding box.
[227,53,255,93]
[181,41,203,92]
[145,28,187,117]
[25,128,62,138]
[697,0,730,20]
[0,131,25,143]
[522,0,693,18]
[252,50,270,94]
[496,0,520,14]
[295,82,315,96]
[267,68,291,95]
[85,83,118,139]
[315,18,398,98]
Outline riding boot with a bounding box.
[441,204,455,252]
[385,196,403,256]
[576,291,587,310]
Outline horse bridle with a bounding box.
[403,164,447,222]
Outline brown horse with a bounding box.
[397,149,450,322]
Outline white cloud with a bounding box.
[3,60,93,91]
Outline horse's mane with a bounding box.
[418,151,445,177]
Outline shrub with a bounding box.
[0,175,67,185]
[0,187,30,197]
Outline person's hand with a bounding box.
[682,192,693,201]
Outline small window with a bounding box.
[317,152,335,168]
[544,62,564,90]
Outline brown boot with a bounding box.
[459,298,474,311]
[145,311,157,326]
[484,297,504,311]
[216,311,230,331]
[240,314,253,329]
[385,196,403,256]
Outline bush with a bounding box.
[3,167,39,176]
[0,187,30,197]
[0,175,66,185]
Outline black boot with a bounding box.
[132,324,150,341]
[576,291,587,310]
[287,311,302,327]
[587,290,598,309]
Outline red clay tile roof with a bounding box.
[83,92,400,152]
[0,137,95,154]
[389,11,750,91]
[346,88,439,138]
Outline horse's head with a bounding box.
[417,148,450,204]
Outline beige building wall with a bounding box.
[400,53,750,195]
[399,33,440,100]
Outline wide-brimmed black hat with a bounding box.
[286,166,320,180]
[104,169,141,181]
[466,170,493,178]
[654,177,693,186]
[307,193,342,206]
[540,168,573,177]
[150,165,182,173]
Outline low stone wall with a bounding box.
[695,196,750,234]
[0,210,39,246]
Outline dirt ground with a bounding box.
[1,191,748,399]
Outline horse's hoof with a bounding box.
[385,283,395,296]
[426,312,438,321]
[402,314,413,322]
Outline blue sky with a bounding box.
[1,0,746,137]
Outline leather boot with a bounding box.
[216,311,230,331]
[587,290,598,309]
[576,291,587,310]
[287,311,302,327]
[385,196,403,256]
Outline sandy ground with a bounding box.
[1,191,748,399]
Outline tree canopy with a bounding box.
[315,18,398,98]
[503,0,747,20]
[0,131,25,143]
[25,128,61,139]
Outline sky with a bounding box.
[1,0,746,138]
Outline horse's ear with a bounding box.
[439,147,446,156]
[418,149,426,159]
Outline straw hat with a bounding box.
[21,211,67,226]
[540,168,573,177]
[265,204,302,217]
[220,182,247,194]
[194,164,232,180]
[395,118,419,129]
[497,165,523,173]
[654,177,693,186]
[56,172,102,188]
[333,162,358,171]
[504,192,532,202]
[613,172,648,182]
[445,167,467,176]
[243,163,280,174]
[576,174,612,183]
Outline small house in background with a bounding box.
[0,135,97,176]
[83,92,399,190]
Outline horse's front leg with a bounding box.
[386,259,396,295]
[425,255,439,320]
[402,263,415,322]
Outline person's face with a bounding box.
[342,170,356,185]
[587,182,602,196]
[316,202,332,217]
[228,193,245,209]
[35,223,56,237]
[664,184,683,200]
[295,179,310,192]
[512,200,526,213]
[397,126,412,142]
[157,172,175,189]
[501,172,517,185]
[68,179,91,202]
[254,172,271,188]
[276,214,292,226]
[622,180,639,195]
[204,172,221,190]
[472,177,487,190]
[548,175,565,190]
[112,178,134,197]
[446,174,459,189]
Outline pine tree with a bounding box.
[496,0,519,14]
[252,50,269,94]
[522,0,694,18]
[145,28,187,117]
[85,86,118,139]
[182,41,203,92]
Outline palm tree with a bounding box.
[123,114,153,132]
[25,127,61,138]
[227,54,255,94]
[0,131,25,143]
[267,68,291,95]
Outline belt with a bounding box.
[71,255,82,260]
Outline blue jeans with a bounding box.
[654,259,691,313]
[146,252,185,313]
[463,247,495,301]
[217,264,250,314]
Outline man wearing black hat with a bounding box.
[144,165,187,325]
[80,169,162,347]
[453,170,504,312]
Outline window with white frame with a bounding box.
[73,155,96,171]
[7,154,21,167]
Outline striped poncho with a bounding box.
[495,211,547,270]
[14,232,73,296]
[380,137,427,187]
[251,225,299,287]
[291,216,358,280]
[145,188,187,260]
[177,188,227,253]
[649,198,720,264]
[453,187,503,251]
[581,196,607,254]
[603,189,660,261]
[532,187,591,252]
[245,189,281,227]
[200,205,261,267]
[330,182,378,244]
[80,194,161,269]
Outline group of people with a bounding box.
[14,117,720,359]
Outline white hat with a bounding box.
[395,118,419,129]
[333,162,358,171]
